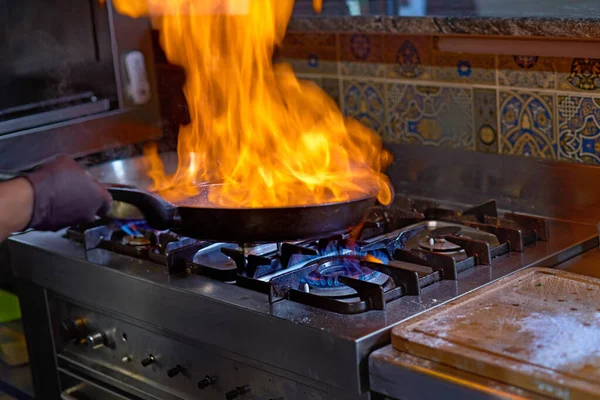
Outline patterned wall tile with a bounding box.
[474,89,499,153]
[433,52,496,85]
[342,80,386,135]
[383,35,432,80]
[339,34,386,78]
[498,55,555,89]
[321,78,342,108]
[499,91,556,159]
[386,83,474,150]
[557,95,600,164]
[278,33,338,75]
[557,58,600,92]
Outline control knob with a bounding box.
[197,375,218,389]
[167,365,184,377]
[86,332,107,349]
[225,385,251,399]
[60,318,88,344]
[141,355,156,367]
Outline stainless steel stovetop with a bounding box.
[8,212,597,399]
[7,150,600,400]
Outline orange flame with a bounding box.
[313,0,323,13]
[114,0,392,208]
[365,254,383,264]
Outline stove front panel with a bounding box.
[50,295,329,400]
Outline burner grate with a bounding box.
[64,195,552,315]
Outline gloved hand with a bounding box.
[24,155,112,231]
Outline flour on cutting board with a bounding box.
[391,268,600,399]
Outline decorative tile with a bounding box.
[433,52,495,85]
[278,33,338,75]
[342,80,386,135]
[383,35,432,80]
[339,33,386,78]
[321,78,341,108]
[473,89,499,153]
[558,95,600,164]
[499,91,556,159]
[557,58,600,92]
[386,83,473,150]
[498,55,555,89]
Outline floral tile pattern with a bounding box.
[474,89,499,153]
[269,31,600,165]
[339,34,386,78]
[278,33,338,75]
[386,83,473,149]
[498,55,555,89]
[383,35,432,80]
[433,52,496,85]
[499,91,556,159]
[342,80,386,135]
[558,95,600,164]
[557,58,600,92]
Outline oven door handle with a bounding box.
[61,383,87,400]
[60,381,138,400]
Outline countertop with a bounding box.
[288,0,600,38]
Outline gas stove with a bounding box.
[65,197,552,317]
[8,149,600,400]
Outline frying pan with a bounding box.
[106,183,378,243]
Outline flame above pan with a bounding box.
[113,0,392,208]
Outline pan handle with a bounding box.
[105,183,177,230]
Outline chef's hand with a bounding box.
[24,155,112,231]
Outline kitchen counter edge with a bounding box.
[288,15,600,38]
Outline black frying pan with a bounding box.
[106,183,378,243]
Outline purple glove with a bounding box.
[24,155,112,231]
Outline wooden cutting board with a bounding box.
[392,267,600,400]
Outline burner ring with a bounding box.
[305,258,380,288]
[430,226,462,238]
[122,235,151,246]
[418,226,463,253]
[300,256,390,298]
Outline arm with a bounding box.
[0,155,112,242]
[0,178,34,242]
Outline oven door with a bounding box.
[0,0,161,171]
[59,370,148,400]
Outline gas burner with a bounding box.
[64,198,551,314]
[418,226,463,252]
[407,221,500,260]
[122,235,151,246]
[300,257,390,297]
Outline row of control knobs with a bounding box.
[61,318,252,398]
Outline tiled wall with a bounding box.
[276,32,600,165]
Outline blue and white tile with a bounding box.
[499,91,556,159]
[342,80,386,135]
[433,52,496,85]
[474,89,499,153]
[558,95,600,164]
[386,83,474,149]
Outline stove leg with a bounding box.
[16,279,61,399]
